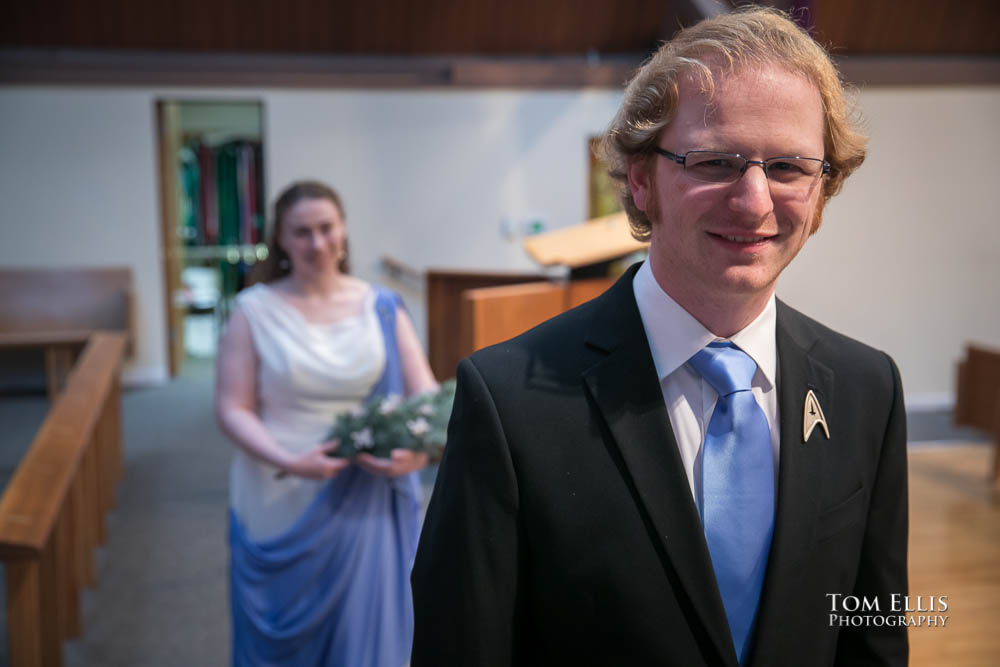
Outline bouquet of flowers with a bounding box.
[326,380,456,461]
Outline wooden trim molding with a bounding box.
[2,48,997,89]
[0,48,644,88]
[836,55,1000,86]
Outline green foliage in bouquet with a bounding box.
[326,380,456,461]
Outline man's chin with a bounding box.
[711,269,779,299]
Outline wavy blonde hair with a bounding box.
[598,6,867,239]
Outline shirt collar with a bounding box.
[632,259,777,390]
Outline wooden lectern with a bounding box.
[427,212,647,380]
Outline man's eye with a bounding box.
[691,158,738,171]
[769,161,802,173]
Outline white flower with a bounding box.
[349,405,365,417]
[406,417,431,437]
[351,428,374,450]
[379,396,402,415]
[418,403,435,417]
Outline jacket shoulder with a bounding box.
[777,301,900,382]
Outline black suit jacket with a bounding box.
[412,264,908,667]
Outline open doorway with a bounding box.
[156,100,266,376]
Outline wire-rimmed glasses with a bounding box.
[654,148,830,192]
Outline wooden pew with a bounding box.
[459,277,614,359]
[0,268,133,399]
[954,343,1000,483]
[0,332,127,667]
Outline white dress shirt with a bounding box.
[631,260,781,509]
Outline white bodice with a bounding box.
[228,282,386,540]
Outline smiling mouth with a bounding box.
[709,232,775,243]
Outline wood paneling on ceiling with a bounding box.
[2,1,997,87]
[3,0,999,56]
[812,0,999,55]
[1,0,673,55]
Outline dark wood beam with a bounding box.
[0,49,645,88]
[836,55,1000,86]
[1,48,996,89]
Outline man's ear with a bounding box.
[627,159,652,212]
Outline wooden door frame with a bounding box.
[155,100,185,377]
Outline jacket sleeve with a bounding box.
[411,356,521,666]
[835,353,909,665]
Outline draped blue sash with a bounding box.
[229,287,421,666]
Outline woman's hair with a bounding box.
[252,180,350,283]
[598,6,868,239]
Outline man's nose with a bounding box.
[728,163,774,220]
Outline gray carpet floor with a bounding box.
[64,358,233,666]
[46,359,229,666]
[0,358,988,666]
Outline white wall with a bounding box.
[264,88,624,339]
[1,83,997,402]
[778,86,1000,404]
[0,89,166,385]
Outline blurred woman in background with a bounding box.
[215,180,436,665]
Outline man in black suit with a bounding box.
[412,7,907,667]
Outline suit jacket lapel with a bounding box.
[581,266,737,667]
[750,301,835,665]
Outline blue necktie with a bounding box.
[689,342,774,664]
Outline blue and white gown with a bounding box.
[228,283,420,666]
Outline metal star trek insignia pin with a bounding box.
[803,389,830,442]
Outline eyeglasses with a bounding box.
[654,148,830,189]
